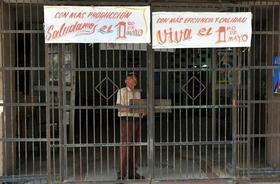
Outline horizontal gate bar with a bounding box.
[38,105,246,110]
[154,141,248,146]
[50,142,148,148]
[237,133,280,138]
[0,138,59,142]
[0,175,47,182]
[49,140,248,148]
[0,30,44,33]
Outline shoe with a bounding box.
[128,173,145,179]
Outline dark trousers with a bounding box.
[119,117,141,178]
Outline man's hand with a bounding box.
[118,107,129,113]
[141,112,147,118]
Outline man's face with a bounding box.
[125,75,137,90]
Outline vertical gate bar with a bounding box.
[242,26,245,177]
[159,51,162,178]
[241,47,245,177]
[0,6,2,175]
[15,1,21,176]
[36,1,43,176]
[236,49,243,177]
[167,50,170,177]
[226,48,230,173]
[269,0,275,172]
[205,48,209,175]
[179,48,182,176]
[117,46,121,180]
[2,0,5,177]
[199,49,202,177]
[224,48,227,176]
[58,44,65,182]
[63,45,67,180]
[72,46,76,179]
[139,45,142,178]
[118,46,121,179]
[64,45,67,179]
[72,44,75,177]
[232,47,237,179]
[126,44,130,179]
[105,45,109,177]
[134,44,137,179]
[92,43,96,179]
[217,48,221,175]
[85,44,89,178]
[251,1,256,170]
[9,0,16,176]
[1,0,7,177]
[72,44,76,179]
[70,44,76,178]
[211,49,216,176]
[147,43,154,180]
[185,48,189,177]
[173,49,176,173]
[22,1,28,175]
[247,5,252,171]
[78,44,82,178]
[98,43,102,177]
[28,1,35,175]
[112,45,116,179]
[49,44,52,180]
[134,44,136,177]
[264,0,268,169]
[1,0,4,176]
[278,2,280,175]
[191,49,194,175]
[45,43,51,184]
[51,45,55,181]
[258,2,262,169]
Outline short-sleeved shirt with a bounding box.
[116,87,141,117]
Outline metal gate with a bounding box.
[0,1,280,183]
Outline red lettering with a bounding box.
[69,12,86,19]
[183,29,192,40]
[174,30,182,43]
[54,12,60,18]
[156,28,192,45]
[45,22,97,41]
[54,12,69,18]
[197,27,212,37]
[242,34,248,41]
[46,25,54,41]
[99,25,113,33]
[116,22,127,39]
[157,18,169,23]
[157,30,167,44]
[216,26,226,43]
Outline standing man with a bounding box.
[116,72,145,180]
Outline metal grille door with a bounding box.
[0,1,279,184]
[46,43,149,183]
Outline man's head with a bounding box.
[125,72,137,90]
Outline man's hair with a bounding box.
[127,72,138,79]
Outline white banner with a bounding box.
[152,12,252,48]
[44,6,150,43]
